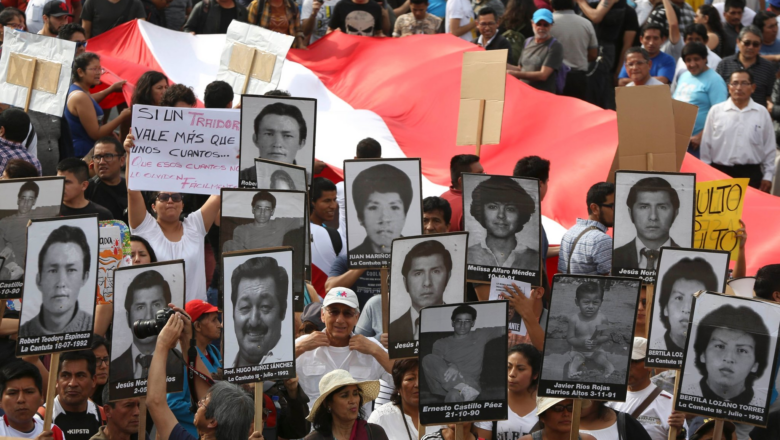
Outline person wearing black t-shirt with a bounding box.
[86,138,128,222]
[183,0,249,35]
[57,158,113,221]
[328,0,389,36]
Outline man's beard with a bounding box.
[48,22,60,35]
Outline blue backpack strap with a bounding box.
[524,37,534,48]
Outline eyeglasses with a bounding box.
[96,356,110,366]
[478,21,497,27]
[600,203,614,209]
[741,40,761,48]
[626,61,649,68]
[325,307,357,319]
[157,193,183,203]
[87,66,107,75]
[550,404,574,413]
[728,81,753,87]
[93,153,123,163]
[75,41,87,49]
[535,21,551,27]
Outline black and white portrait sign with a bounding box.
[220,188,308,311]
[253,158,307,191]
[109,260,185,400]
[462,174,542,286]
[676,291,780,426]
[388,233,468,359]
[16,215,99,355]
[646,248,730,369]
[538,275,641,402]
[612,171,696,282]
[419,302,508,425]
[222,248,295,384]
[344,159,423,269]
[0,177,63,298]
[239,95,316,188]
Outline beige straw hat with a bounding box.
[306,369,381,422]
[536,397,566,415]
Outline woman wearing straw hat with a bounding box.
[519,398,596,440]
[305,369,390,440]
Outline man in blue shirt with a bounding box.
[619,23,677,85]
[557,182,614,275]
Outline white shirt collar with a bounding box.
[477,34,497,48]
[479,237,529,267]
[725,97,760,113]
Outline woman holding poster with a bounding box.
[123,136,221,302]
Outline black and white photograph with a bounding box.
[388,233,468,359]
[222,248,295,384]
[344,159,423,269]
[253,158,307,191]
[676,291,780,426]
[462,173,542,286]
[16,215,99,356]
[239,95,316,188]
[538,275,642,402]
[418,302,508,425]
[646,248,730,369]
[0,177,63,298]
[220,188,308,311]
[612,171,696,282]
[108,260,185,401]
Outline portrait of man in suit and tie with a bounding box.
[612,173,695,275]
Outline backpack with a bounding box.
[524,37,570,94]
[501,28,525,65]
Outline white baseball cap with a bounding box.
[323,287,360,311]
[632,337,648,360]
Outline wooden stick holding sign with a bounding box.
[255,383,264,434]
[381,266,389,332]
[475,100,485,157]
[667,373,681,440]
[240,49,256,95]
[455,424,464,440]
[645,284,654,338]
[23,58,36,112]
[712,420,724,440]
[418,421,426,440]
[43,353,60,431]
[569,399,583,440]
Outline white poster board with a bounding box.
[129,105,241,195]
[0,28,76,116]
[216,21,294,97]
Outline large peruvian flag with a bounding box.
[89,20,780,279]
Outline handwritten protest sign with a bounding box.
[129,105,241,195]
[694,178,749,261]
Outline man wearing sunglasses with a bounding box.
[557,182,615,275]
[507,9,564,94]
[716,25,777,109]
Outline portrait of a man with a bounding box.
[391,240,453,341]
[466,176,539,269]
[112,270,181,383]
[19,225,93,337]
[240,101,308,187]
[614,177,682,271]
[230,256,289,367]
[682,304,771,407]
[222,191,304,252]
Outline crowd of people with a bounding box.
[0,0,778,439]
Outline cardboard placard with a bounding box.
[129,105,240,195]
[456,50,507,147]
[7,53,61,94]
[694,178,749,261]
[228,43,277,83]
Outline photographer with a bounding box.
[147,310,260,440]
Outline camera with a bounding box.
[133,307,175,339]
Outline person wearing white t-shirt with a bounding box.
[607,338,687,440]
[445,0,476,42]
[475,344,541,439]
[302,0,343,45]
[124,135,221,303]
[295,288,394,415]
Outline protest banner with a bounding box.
[97,220,131,305]
[456,50,507,156]
[694,178,749,261]
[129,105,240,195]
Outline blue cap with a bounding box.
[532,9,554,24]
[770,0,780,8]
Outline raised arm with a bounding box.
[200,195,221,230]
[147,312,186,440]
[575,0,616,24]
[124,134,148,229]
[662,0,680,44]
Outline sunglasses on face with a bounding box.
[325,307,357,319]
[741,40,761,48]
[75,41,87,49]
[550,404,574,413]
[157,193,183,202]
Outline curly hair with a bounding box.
[160,84,197,107]
[351,164,414,222]
[469,176,535,234]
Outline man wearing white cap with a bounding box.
[606,337,686,440]
[295,287,394,413]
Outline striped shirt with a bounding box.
[716,55,778,108]
[0,137,41,176]
[557,218,612,275]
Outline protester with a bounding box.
[672,42,728,157]
[721,0,746,57]
[445,0,475,41]
[0,109,41,176]
[519,398,596,440]
[247,0,305,48]
[700,70,776,192]
[159,84,197,108]
[393,0,442,37]
[164,0,193,31]
[38,0,71,37]
[295,288,393,411]
[81,0,146,38]
[0,8,25,39]
[124,135,221,301]
[84,137,128,221]
[94,387,148,440]
[475,7,512,62]
[618,24,676,85]
[1,158,39,179]
[508,9,563,93]
[90,335,110,406]
[130,235,157,264]
[500,0,537,65]
[671,25,722,89]
[335,137,382,249]
[203,80,234,108]
[751,10,780,57]
[310,177,343,294]
[695,5,724,56]
[57,157,113,220]
[557,182,614,275]
[716,26,776,108]
[58,23,88,56]
[183,0,248,34]
[132,71,170,108]
[440,154,482,232]
[65,53,131,157]
[512,155,553,263]
[422,196,451,234]
[305,369,388,439]
[623,47,666,86]
[0,361,65,440]
[578,400,652,440]
[301,0,339,44]
[550,0,597,99]
[328,0,388,36]
[606,338,685,440]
